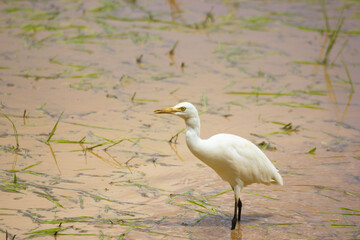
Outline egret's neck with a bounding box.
[185,116,201,144]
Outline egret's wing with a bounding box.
[204,134,282,187]
[230,135,282,186]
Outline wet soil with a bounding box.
[0,0,359,239]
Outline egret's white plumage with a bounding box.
[155,102,283,229]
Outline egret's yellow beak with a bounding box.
[154,107,181,114]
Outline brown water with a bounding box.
[0,0,359,239]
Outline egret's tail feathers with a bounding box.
[272,171,283,186]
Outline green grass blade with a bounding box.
[25,227,69,238]
[268,102,324,110]
[2,113,19,149]
[207,189,232,199]
[274,222,302,226]
[322,9,345,64]
[261,130,296,136]
[50,139,88,144]
[46,111,64,144]
[187,199,209,210]
[328,224,360,228]
[338,207,360,212]
[118,227,135,240]
[321,0,330,32]
[13,173,17,184]
[308,147,316,154]
[0,185,22,193]
[191,208,212,215]
[322,212,360,216]
[225,90,326,97]
[63,121,123,131]
[243,190,279,200]
[22,162,42,171]
[225,91,288,96]
[293,60,323,65]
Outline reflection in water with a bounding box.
[79,141,123,169]
[48,143,61,175]
[322,63,354,123]
[79,142,88,165]
[340,59,354,122]
[169,142,184,161]
[316,34,340,119]
[169,53,177,67]
[230,224,243,240]
[341,88,353,122]
[11,151,18,171]
[87,149,122,168]
[311,33,354,123]
[167,0,184,23]
[103,150,122,167]
[168,40,179,70]
[323,65,340,118]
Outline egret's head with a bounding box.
[154,102,198,120]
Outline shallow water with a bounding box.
[0,0,359,239]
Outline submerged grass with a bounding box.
[168,189,231,222]
[49,58,90,72]
[242,15,274,31]
[34,191,64,208]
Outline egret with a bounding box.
[154,102,283,230]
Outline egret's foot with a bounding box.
[231,216,237,230]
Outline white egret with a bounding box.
[154,102,283,230]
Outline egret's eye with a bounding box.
[180,106,186,111]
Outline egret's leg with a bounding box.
[231,198,238,230]
[237,198,242,221]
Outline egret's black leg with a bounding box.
[231,198,237,230]
[237,198,242,221]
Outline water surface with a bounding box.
[0,0,359,239]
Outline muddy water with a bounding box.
[1,0,359,239]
